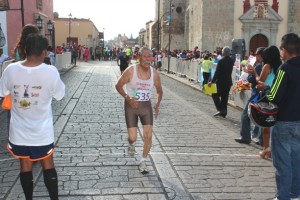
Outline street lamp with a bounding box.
[103,28,105,49]
[167,1,175,73]
[157,0,160,51]
[47,20,55,49]
[36,16,43,31]
[68,13,72,45]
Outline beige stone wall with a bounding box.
[233,0,244,39]
[158,0,187,51]
[187,0,203,50]
[201,0,235,51]
[181,0,235,51]
[288,0,300,36]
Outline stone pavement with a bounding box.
[0,60,276,200]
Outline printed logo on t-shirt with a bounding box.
[32,86,42,89]
[19,99,31,108]
[13,84,40,109]
[17,85,32,109]
[31,93,39,97]
[13,91,19,97]
[23,85,29,98]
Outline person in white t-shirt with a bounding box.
[0,34,65,200]
[155,51,162,71]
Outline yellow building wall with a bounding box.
[54,18,100,48]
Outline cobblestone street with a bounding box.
[0,61,276,200]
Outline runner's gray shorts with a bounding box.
[125,101,153,128]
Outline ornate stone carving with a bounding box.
[243,0,251,14]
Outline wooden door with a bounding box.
[249,34,268,53]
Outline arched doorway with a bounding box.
[249,34,268,54]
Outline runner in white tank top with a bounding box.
[116,47,163,174]
[126,64,154,101]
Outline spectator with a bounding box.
[209,46,234,118]
[248,46,281,159]
[84,47,90,62]
[156,51,162,71]
[193,46,199,55]
[47,46,55,66]
[11,24,39,61]
[56,46,63,54]
[0,48,9,65]
[0,33,65,200]
[95,46,101,61]
[118,51,129,74]
[71,45,78,66]
[202,55,213,86]
[77,45,82,60]
[235,47,265,145]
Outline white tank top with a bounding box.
[126,65,154,101]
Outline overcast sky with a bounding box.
[53,0,156,40]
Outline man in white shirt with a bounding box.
[156,51,162,71]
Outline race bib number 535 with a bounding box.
[135,90,151,101]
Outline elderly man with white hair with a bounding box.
[208,46,234,118]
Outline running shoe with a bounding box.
[138,161,149,174]
[127,145,136,157]
[251,137,260,145]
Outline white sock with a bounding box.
[129,142,135,146]
[139,157,147,164]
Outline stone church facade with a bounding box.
[148,0,300,54]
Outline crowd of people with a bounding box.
[233,34,300,200]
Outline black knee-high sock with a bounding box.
[43,168,58,200]
[20,171,33,200]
